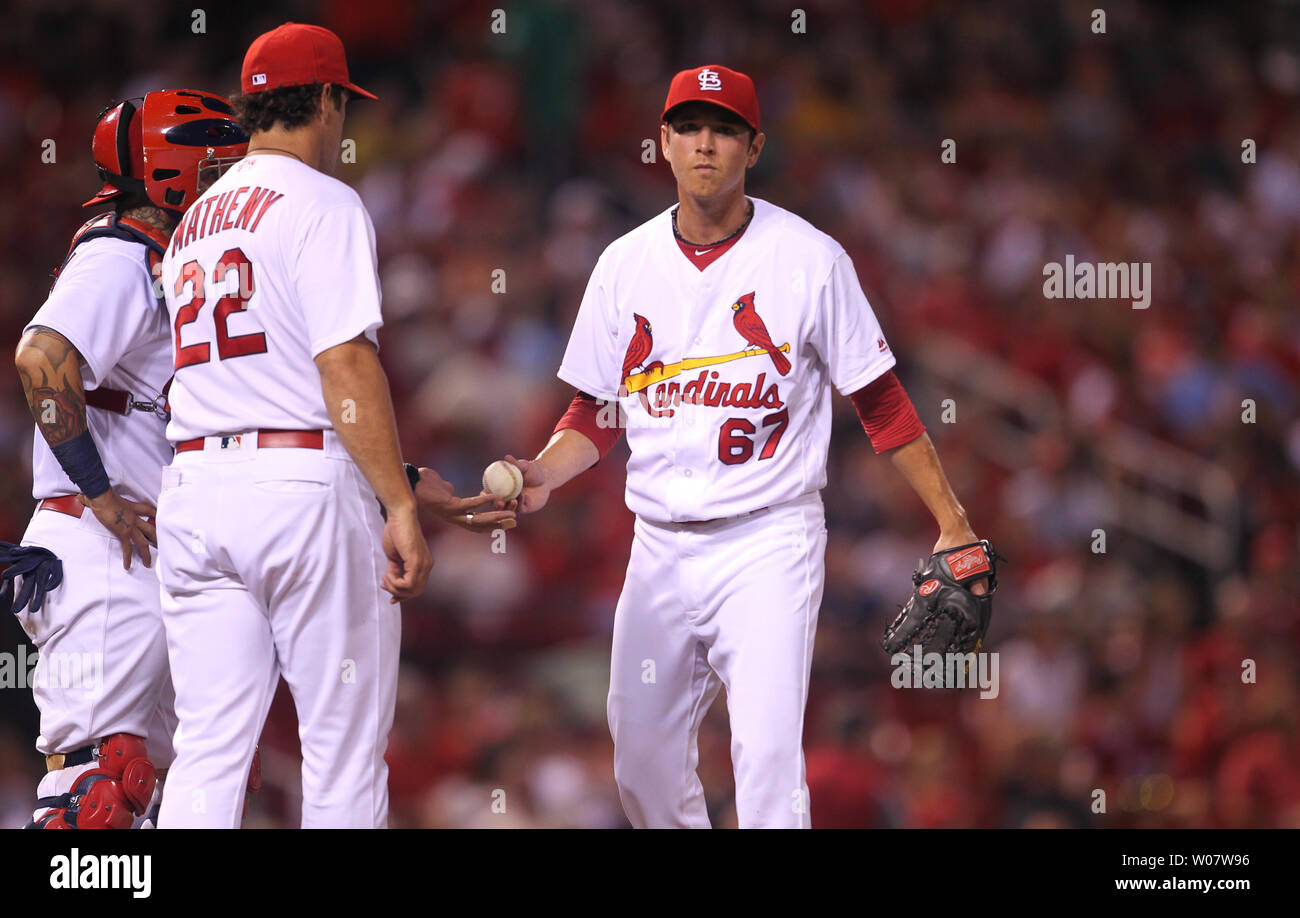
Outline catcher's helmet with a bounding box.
[84,89,249,216]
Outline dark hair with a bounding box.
[231,82,344,134]
[112,189,151,213]
[664,102,757,145]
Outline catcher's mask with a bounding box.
[85,89,249,216]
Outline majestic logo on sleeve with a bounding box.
[618,295,791,418]
[730,292,791,376]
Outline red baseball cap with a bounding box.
[662,65,759,132]
[241,22,377,100]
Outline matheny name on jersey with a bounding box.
[168,185,285,256]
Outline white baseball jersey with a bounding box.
[155,152,396,828]
[17,229,176,827]
[160,153,382,442]
[25,237,173,504]
[558,196,895,523]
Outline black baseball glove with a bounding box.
[881,540,1004,657]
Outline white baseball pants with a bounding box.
[15,504,177,822]
[607,491,827,828]
[154,432,399,828]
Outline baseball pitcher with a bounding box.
[495,66,998,828]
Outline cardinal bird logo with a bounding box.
[622,313,656,385]
[731,292,791,376]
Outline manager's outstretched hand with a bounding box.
[414,466,516,532]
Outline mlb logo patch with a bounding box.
[220,435,243,450]
[697,68,722,91]
[251,73,268,86]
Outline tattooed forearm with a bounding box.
[15,325,88,447]
[28,386,87,443]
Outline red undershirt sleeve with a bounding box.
[848,369,926,453]
[553,390,624,459]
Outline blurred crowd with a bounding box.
[0,0,1297,828]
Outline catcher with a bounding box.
[2,90,249,828]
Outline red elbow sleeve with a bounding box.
[849,370,926,453]
[553,391,624,459]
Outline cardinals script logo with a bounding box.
[618,294,793,420]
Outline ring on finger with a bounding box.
[466,513,474,523]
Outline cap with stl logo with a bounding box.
[241,22,377,100]
[662,65,759,132]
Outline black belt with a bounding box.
[44,742,97,772]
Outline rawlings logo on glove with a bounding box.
[881,540,1004,659]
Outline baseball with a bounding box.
[482,460,524,500]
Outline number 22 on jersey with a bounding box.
[172,247,268,369]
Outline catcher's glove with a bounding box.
[881,540,1004,658]
[0,542,63,615]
